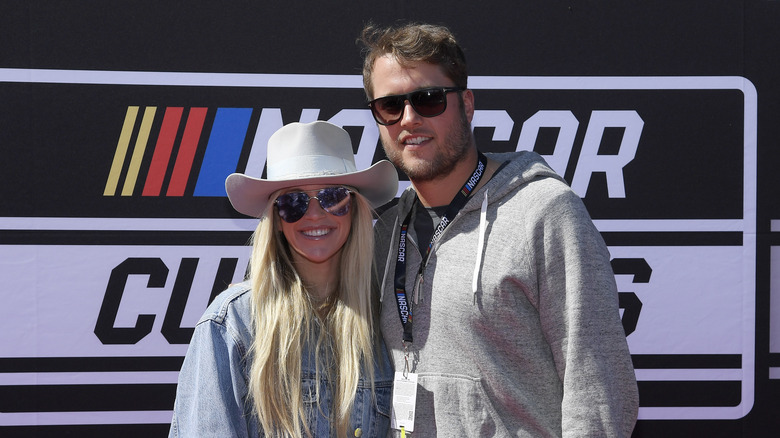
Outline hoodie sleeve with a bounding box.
[529,181,639,438]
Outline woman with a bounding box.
[169,121,399,437]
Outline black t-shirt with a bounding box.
[412,200,448,253]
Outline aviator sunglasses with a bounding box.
[274,187,352,223]
[368,86,465,126]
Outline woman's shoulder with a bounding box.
[198,281,253,327]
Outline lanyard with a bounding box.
[392,152,488,343]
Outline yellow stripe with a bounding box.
[121,106,157,196]
[103,106,139,196]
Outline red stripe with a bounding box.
[142,107,183,196]
[167,108,207,196]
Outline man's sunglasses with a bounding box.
[274,187,352,223]
[368,87,465,126]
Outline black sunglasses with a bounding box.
[274,187,352,223]
[368,87,465,126]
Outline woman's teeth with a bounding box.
[303,228,330,237]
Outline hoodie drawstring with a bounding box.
[472,190,489,305]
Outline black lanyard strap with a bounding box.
[392,152,488,343]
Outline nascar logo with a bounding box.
[102,104,646,200]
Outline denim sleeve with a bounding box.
[169,316,253,437]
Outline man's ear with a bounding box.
[462,88,475,123]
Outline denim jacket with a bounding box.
[169,282,393,437]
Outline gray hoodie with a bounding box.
[374,151,639,437]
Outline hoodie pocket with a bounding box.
[415,373,511,437]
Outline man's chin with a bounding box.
[401,164,445,183]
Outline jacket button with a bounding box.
[354,427,363,437]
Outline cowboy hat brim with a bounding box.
[225,160,399,218]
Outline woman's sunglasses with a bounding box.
[368,87,465,126]
[274,187,352,223]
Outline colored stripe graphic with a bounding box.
[105,107,248,197]
[142,107,183,196]
[193,108,252,197]
[122,107,157,196]
[104,106,139,196]
[167,108,208,196]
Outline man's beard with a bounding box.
[381,108,474,183]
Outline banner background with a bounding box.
[2,1,779,436]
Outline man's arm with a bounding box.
[532,184,639,437]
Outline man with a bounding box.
[361,23,639,437]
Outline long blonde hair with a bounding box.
[246,188,377,437]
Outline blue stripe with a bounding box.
[193,108,253,197]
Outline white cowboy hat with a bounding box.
[225,121,398,218]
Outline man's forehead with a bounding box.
[371,57,453,95]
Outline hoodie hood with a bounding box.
[393,150,566,218]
